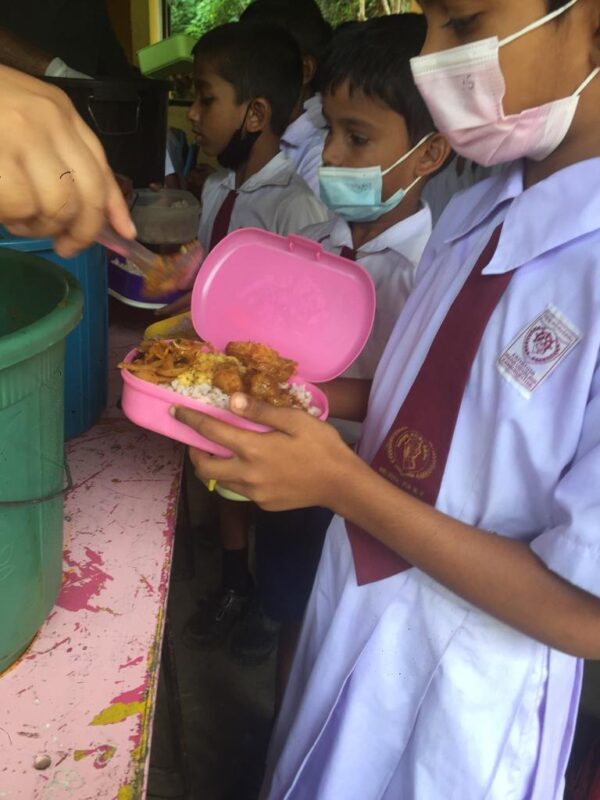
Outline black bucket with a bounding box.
[44,77,170,188]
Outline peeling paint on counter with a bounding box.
[0,322,183,799]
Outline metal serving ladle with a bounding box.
[98,223,204,295]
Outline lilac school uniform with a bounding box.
[280,94,327,196]
[261,158,600,800]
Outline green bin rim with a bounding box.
[0,250,83,371]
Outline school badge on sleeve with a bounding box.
[497,305,582,399]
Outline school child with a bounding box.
[232,15,450,701]
[191,22,329,252]
[240,0,333,195]
[174,0,600,797]
[184,20,329,648]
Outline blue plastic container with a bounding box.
[0,230,108,439]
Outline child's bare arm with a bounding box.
[320,378,372,422]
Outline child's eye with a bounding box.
[349,133,369,147]
[200,96,215,107]
[441,13,481,34]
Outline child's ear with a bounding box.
[414,134,452,179]
[246,98,271,134]
[302,55,318,88]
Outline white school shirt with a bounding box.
[280,94,327,196]
[262,158,600,800]
[302,207,431,380]
[165,150,175,178]
[197,151,329,251]
[301,207,432,442]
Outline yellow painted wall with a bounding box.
[130,0,151,59]
[108,0,161,68]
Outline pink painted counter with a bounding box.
[0,317,183,800]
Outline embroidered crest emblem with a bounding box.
[498,305,581,399]
[387,427,437,480]
[523,325,561,364]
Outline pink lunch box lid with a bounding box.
[190,228,376,383]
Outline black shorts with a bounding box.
[254,507,334,624]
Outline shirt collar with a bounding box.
[281,94,326,149]
[327,203,432,267]
[484,157,600,275]
[443,162,522,245]
[304,93,326,128]
[219,151,295,193]
[443,158,600,276]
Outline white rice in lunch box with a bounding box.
[170,377,321,416]
[171,380,230,408]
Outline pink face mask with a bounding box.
[410,0,599,167]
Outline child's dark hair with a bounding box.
[192,21,303,135]
[547,0,572,8]
[317,15,433,144]
[240,0,332,61]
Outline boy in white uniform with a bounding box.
[174,1,600,798]
[236,16,449,699]
[192,22,328,253]
[185,20,329,648]
[240,0,332,196]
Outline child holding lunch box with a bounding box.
[235,14,451,703]
[175,0,600,797]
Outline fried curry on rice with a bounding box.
[119,340,320,414]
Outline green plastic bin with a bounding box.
[137,34,196,79]
[0,249,83,673]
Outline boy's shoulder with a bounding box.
[272,167,330,232]
[299,217,336,245]
[300,205,432,269]
[233,153,329,235]
[201,167,233,203]
[376,204,432,262]
[251,154,327,212]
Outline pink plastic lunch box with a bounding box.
[120,228,376,457]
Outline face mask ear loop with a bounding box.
[381,133,435,177]
[574,67,600,96]
[404,174,422,197]
[500,0,580,47]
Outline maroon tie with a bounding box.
[346,225,510,585]
[339,245,357,261]
[210,189,238,250]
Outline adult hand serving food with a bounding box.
[0,65,135,256]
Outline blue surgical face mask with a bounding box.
[318,134,432,222]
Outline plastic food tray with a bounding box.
[120,228,376,455]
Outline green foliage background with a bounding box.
[168,0,414,38]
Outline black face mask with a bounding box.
[217,105,261,171]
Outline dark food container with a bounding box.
[44,76,170,188]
